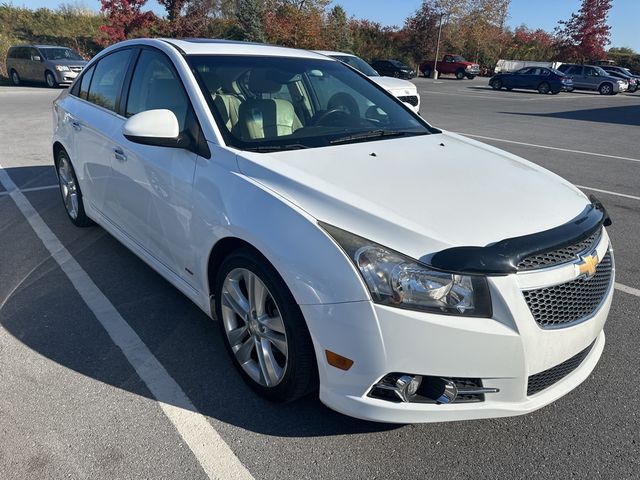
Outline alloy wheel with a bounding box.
[11,70,20,85]
[57,156,79,219]
[46,72,56,88]
[221,268,288,387]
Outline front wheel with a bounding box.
[599,83,613,95]
[45,71,57,88]
[491,79,502,90]
[455,70,465,80]
[538,82,550,94]
[10,69,21,86]
[215,248,318,402]
[56,149,93,227]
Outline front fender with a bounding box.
[191,148,370,307]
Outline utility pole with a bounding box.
[433,12,444,79]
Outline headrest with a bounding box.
[247,69,283,94]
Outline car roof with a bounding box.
[314,50,355,57]
[157,38,334,60]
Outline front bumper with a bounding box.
[54,70,80,85]
[302,232,613,424]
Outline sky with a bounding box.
[10,0,640,51]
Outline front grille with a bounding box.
[523,251,613,329]
[517,229,601,271]
[527,341,595,396]
[398,95,419,106]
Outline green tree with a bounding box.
[236,0,265,42]
[325,5,352,52]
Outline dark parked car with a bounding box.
[489,67,573,94]
[6,44,86,87]
[370,60,415,79]
[600,66,638,92]
[557,64,627,95]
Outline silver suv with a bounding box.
[557,63,628,95]
[6,44,87,87]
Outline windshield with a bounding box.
[188,55,435,152]
[40,47,83,61]
[330,55,379,77]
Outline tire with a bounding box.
[215,247,318,403]
[455,70,465,80]
[45,71,57,88]
[538,82,550,94]
[599,83,613,95]
[55,149,93,227]
[466,74,476,80]
[491,78,502,90]
[422,68,431,78]
[10,69,20,86]
[551,90,560,95]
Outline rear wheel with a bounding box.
[10,69,20,86]
[422,67,431,78]
[45,71,57,88]
[215,248,318,402]
[599,83,613,95]
[491,78,502,90]
[455,70,465,80]
[538,82,550,94]
[55,149,93,227]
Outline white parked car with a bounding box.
[53,39,614,424]
[315,50,421,113]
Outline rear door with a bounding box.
[64,48,134,213]
[105,47,200,282]
[583,66,600,89]
[566,66,585,88]
[29,47,45,83]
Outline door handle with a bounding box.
[70,120,81,130]
[113,148,127,162]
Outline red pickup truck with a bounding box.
[419,54,480,79]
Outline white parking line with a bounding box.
[577,185,640,201]
[459,133,640,164]
[615,283,640,298]
[0,164,254,480]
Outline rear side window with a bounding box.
[8,48,17,59]
[86,49,132,112]
[78,65,95,100]
[125,49,190,132]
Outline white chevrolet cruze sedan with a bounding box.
[52,39,614,424]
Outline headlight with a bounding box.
[54,65,70,72]
[321,223,492,317]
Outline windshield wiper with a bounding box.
[329,130,414,145]
[244,144,309,152]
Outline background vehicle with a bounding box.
[490,67,573,94]
[6,44,86,87]
[600,66,638,92]
[420,54,479,79]
[316,51,420,112]
[557,64,627,95]
[370,59,415,79]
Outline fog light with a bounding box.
[396,375,422,402]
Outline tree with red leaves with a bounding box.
[98,0,156,45]
[556,0,612,62]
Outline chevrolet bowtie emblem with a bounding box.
[576,252,599,279]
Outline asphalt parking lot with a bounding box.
[1,77,639,479]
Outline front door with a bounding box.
[105,48,199,283]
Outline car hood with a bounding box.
[235,132,589,261]
[47,59,87,67]
[369,76,417,94]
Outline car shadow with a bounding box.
[499,104,640,127]
[0,165,400,438]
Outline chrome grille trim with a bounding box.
[522,250,613,329]
[517,228,602,271]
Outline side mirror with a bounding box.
[123,109,181,147]
[32,55,41,62]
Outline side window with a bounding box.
[585,67,595,76]
[540,69,550,76]
[8,48,16,59]
[29,48,39,61]
[567,66,582,76]
[125,49,190,132]
[86,49,132,112]
[77,65,95,100]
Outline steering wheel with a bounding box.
[313,108,351,126]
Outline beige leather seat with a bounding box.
[199,69,243,132]
[237,71,302,140]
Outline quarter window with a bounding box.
[78,65,95,100]
[86,49,132,112]
[125,49,190,132]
